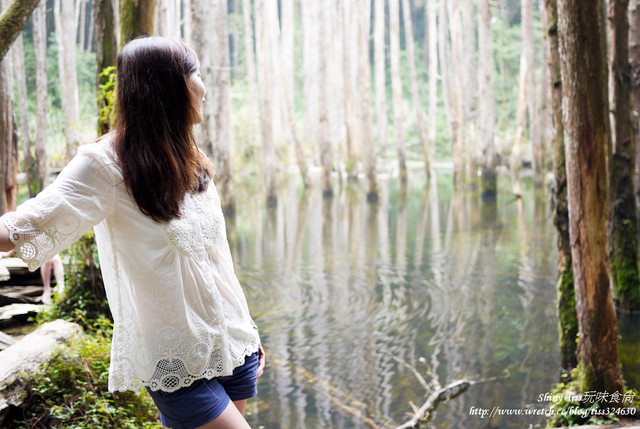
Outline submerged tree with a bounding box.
[477,0,496,198]
[609,0,640,311]
[544,0,576,372]
[557,0,623,394]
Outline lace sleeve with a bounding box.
[0,150,116,271]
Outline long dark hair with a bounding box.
[114,36,212,222]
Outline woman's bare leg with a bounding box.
[233,399,247,415]
[194,401,250,429]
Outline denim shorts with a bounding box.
[145,351,259,429]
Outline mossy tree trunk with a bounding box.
[631,1,640,201]
[557,0,623,396]
[0,0,40,61]
[544,0,577,372]
[94,0,118,135]
[120,0,156,45]
[0,5,17,214]
[609,0,640,312]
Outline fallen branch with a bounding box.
[394,378,473,429]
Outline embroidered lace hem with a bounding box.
[110,340,260,393]
[2,214,54,272]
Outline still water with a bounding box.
[227,173,639,429]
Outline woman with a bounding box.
[0,37,264,429]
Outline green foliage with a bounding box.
[8,318,161,429]
[547,371,638,427]
[38,230,111,332]
[97,66,117,134]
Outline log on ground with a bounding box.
[0,320,82,424]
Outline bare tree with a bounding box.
[558,0,623,395]
[301,0,319,157]
[343,0,359,180]
[211,0,234,213]
[374,0,387,159]
[318,0,333,196]
[402,0,428,179]
[426,0,438,180]
[0,0,18,213]
[255,0,277,206]
[12,33,34,195]
[389,0,407,183]
[609,0,640,310]
[359,0,378,202]
[54,0,81,161]
[33,0,46,191]
[544,0,576,372]
[477,0,496,198]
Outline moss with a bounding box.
[557,263,578,371]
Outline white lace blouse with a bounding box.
[0,140,260,392]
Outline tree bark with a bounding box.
[255,0,277,206]
[523,0,541,186]
[12,33,35,197]
[33,0,46,192]
[94,0,118,136]
[301,0,319,158]
[478,0,496,198]
[211,0,234,214]
[0,0,41,61]
[359,0,377,202]
[426,0,438,180]
[402,0,429,180]
[374,0,387,162]
[557,0,623,395]
[389,0,407,184]
[609,0,640,311]
[631,0,640,202]
[544,0,576,372]
[54,0,81,161]
[0,0,18,213]
[318,0,333,196]
[342,0,359,180]
[120,0,155,45]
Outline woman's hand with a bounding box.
[257,346,266,378]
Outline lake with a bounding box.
[228,172,640,429]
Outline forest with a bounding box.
[0,0,639,427]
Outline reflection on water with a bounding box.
[227,174,640,429]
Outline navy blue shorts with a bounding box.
[145,351,259,429]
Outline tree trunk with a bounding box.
[191,0,215,161]
[120,0,155,44]
[544,0,576,372]
[318,0,333,196]
[477,0,496,198]
[557,0,623,396]
[523,0,541,186]
[402,0,429,179]
[447,0,465,187]
[631,1,640,202]
[33,0,46,192]
[242,0,256,96]
[54,0,81,161]
[0,0,41,61]
[426,0,438,180]
[12,33,35,196]
[461,0,478,188]
[301,0,319,159]
[538,0,551,174]
[342,0,359,180]
[281,0,294,107]
[359,0,377,202]
[389,0,407,184]
[0,0,18,213]
[609,0,640,311]
[211,0,234,214]
[374,0,387,161]
[255,0,277,206]
[94,0,118,136]
[79,0,86,50]
[183,0,192,45]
